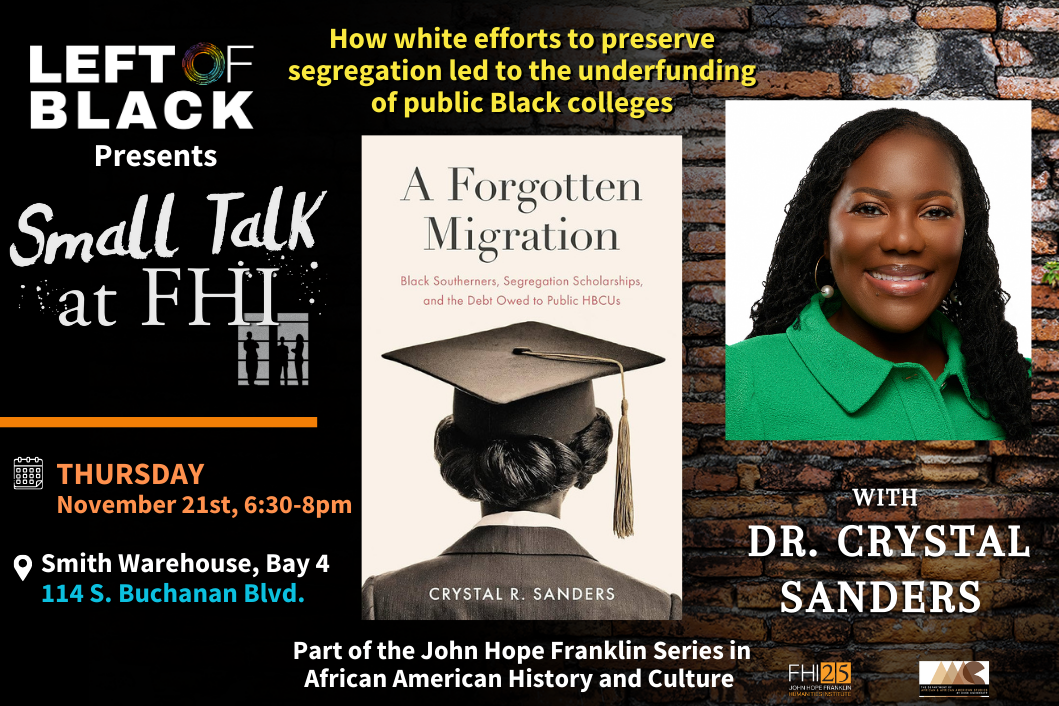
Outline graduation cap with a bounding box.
[383,321,664,538]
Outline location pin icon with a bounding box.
[14,555,32,581]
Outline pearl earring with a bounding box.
[814,255,834,299]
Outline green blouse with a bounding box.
[725,294,1005,441]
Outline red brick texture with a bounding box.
[494,2,1059,703]
[916,6,997,31]
[850,73,920,97]
[1002,6,1059,32]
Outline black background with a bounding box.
[12,7,540,703]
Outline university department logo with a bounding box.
[788,662,852,697]
[919,661,988,698]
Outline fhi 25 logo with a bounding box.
[919,661,988,698]
[788,662,852,696]
[29,43,253,130]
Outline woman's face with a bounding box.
[825,130,964,334]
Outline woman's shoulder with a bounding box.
[725,331,815,440]
[727,332,792,355]
[726,331,801,374]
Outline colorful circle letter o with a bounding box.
[183,43,225,85]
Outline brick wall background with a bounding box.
[429,1,1058,703]
[671,6,1058,700]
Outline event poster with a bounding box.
[10,3,1058,703]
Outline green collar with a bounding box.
[787,293,989,418]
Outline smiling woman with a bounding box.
[725,108,1031,441]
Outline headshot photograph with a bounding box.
[725,101,1032,441]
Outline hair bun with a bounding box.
[434,411,613,508]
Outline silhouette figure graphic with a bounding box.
[243,332,260,385]
[277,337,290,386]
[294,334,306,385]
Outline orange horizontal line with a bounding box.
[0,417,317,428]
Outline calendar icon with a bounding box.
[14,457,43,489]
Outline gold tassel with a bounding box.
[513,348,633,538]
[614,398,633,538]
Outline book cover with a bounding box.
[361,135,683,619]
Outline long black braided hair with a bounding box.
[748,108,1031,439]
